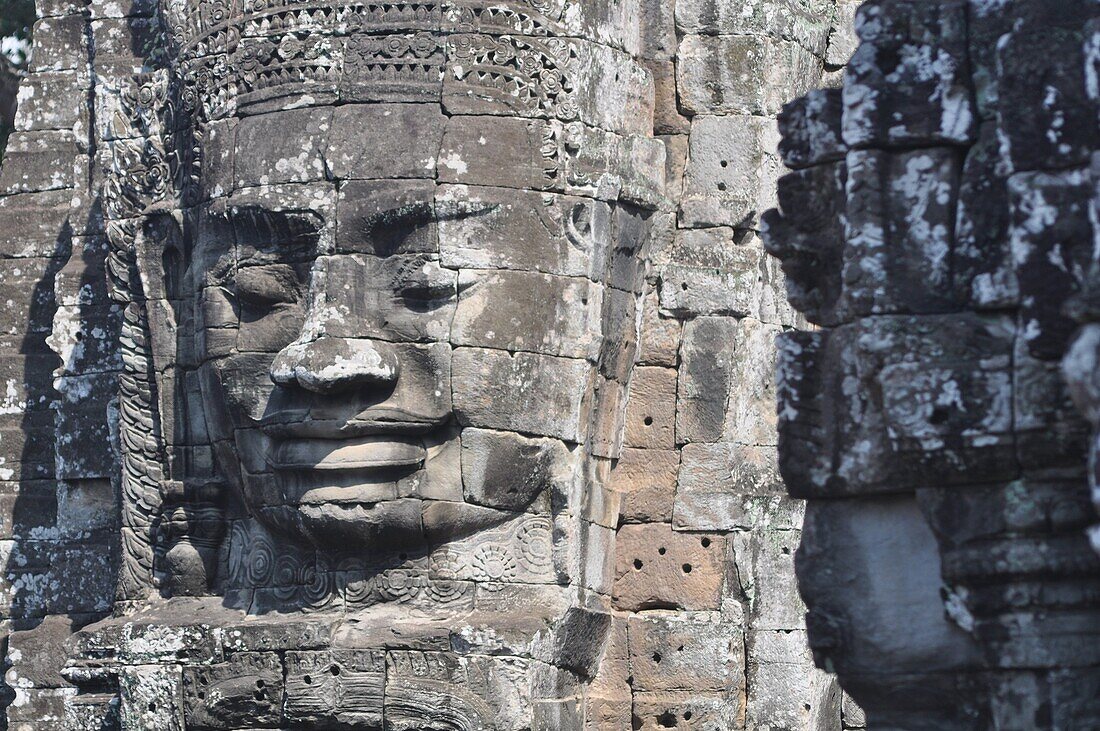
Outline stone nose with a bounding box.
[269,336,399,394]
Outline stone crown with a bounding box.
[157,0,638,123]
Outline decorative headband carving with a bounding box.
[157,0,640,126]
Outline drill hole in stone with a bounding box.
[256,679,265,689]
[634,558,644,570]
[644,416,654,427]
[681,282,688,291]
[682,563,692,573]
[653,652,662,663]
[717,182,727,192]
[683,710,693,721]
[330,665,341,676]
[701,537,711,548]
[720,160,728,168]
[658,547,666,555]
[657,711,678,727]
[148,703,156,713]
[303,675,313,685]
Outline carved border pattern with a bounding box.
[102,72,178,599]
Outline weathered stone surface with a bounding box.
[679,115,782,228]
[676,0,832,55]
[453,270,602,359]
[438,186,611,278]
[675,443,789,531]
[452,347,589,442]
[842,0,975,148]
[623,366,677,450]
[659,228,764,319]
[613,523,725,611]
[677,316,780,446]
[0,0,862,725]
[677,35,822,117]
[627,611,744,693]
[461,428,571,513]
[746,629,841,731]
[327,104,446,181]
[610,449,678,528]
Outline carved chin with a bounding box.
[294,499,425,549]
[252,493,517,551]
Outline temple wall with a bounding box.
[0,0,858,728]
[0,0,130,724]
[604,1,861,728]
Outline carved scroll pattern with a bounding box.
[102,71,179,600]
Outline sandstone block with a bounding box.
[674,443,789,531]
[730,529,805,631]
[336,179,438,256]
[327,104,445,180]
[452,347,589,442]
[679,115,781,229]
[623,366,677,449]
[29,15,87,72]
[234,108,331,187]
[627,611,744,693]
[613,523,725,611]
[0,130,79,195]
[637,290,681,368]
[608,448,678,524]
[438,185,611,278]
[675,0,831,55]
[453,270,602,359]
[677,34,822,117]
[842,0,974,148]
[14,71,89,133]
[659,228,763,319]
[746,629,841,731]
[840,147,962,319]
[677,316,780,446]
[439,116,559,192]
[461,427,572,513]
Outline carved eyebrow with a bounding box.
[357,198,499,230]
[435,199,499,222]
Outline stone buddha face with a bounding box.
[178,2,661,554]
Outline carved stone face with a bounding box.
[187,35,658,551]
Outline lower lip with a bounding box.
[269,436,426,472]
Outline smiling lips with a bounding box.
[270,436,426,473]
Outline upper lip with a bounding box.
[268,436,426,472]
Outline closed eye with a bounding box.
[234,265,301,307]
[395,260,456,302]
